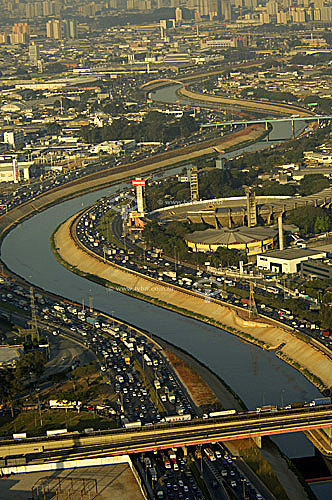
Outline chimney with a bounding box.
[278,214,284,250]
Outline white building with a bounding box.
[3,130,25,149]
[91,140,136,155]
[257,248,327,274]
[0,155,32,182]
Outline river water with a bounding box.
[0,84,328,497]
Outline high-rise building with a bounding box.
[267,0,278,15]
[46,19,62,39]
[29,42,39,65]
[3,130,25,150]
[10,23,29,44]
[63,19,77,38]
[175,7,182,22]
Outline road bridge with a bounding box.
[201,115,332,128]
[200,115,331,139]
[1,406,332,463]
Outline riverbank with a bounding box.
[0,124,265,245]
[52,212,332,393]
[177,86,314,118]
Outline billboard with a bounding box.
[132,179,146,187]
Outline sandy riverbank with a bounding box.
[53,213,332,391]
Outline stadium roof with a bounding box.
[185,226,277,245]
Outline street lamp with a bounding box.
[281,389,285,408]
[241,477,247,499]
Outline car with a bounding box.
[231,480,237,487]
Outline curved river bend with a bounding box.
[0,89,325,495]
[1,182,320,460]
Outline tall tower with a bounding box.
[245,186,257,227]
[190,167,199,202]
[132,178,146,214]
[278,213,284,250]
[29,42,39,65]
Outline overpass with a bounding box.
[200,114,331,139]
[201,115,332,128]
[1,406,332,464]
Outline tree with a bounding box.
[314,215,330,234]
[320,292,332,330]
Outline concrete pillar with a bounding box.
[182,446,188,457]
[278,214,284,250]
[253,436,262,448]
[323,426,332,439]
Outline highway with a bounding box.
[1,405,332,461]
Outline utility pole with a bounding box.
[30,286,39,343]
[248,281,257,318]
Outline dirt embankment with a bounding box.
[54,214,332,391]
[178,86,314,118]
[0,124,265,242]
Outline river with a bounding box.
[0,85,328,498]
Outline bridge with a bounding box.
[200,115,332,138]
[1,406,332,467]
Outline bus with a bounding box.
[204,448,216,461]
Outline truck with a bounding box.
[49,400,82,410]
[124,420,142,429]
[256,405,278,413]
[154,379,161,390]
[209,409,237,418]
[311,397,331,406]
[163,271,177,279]
[204,448,216,461]
[53,304,65,312]
[168,393,176,404]
[46,429,68,437]
[143,353,152,366]
[176,405,184,416]
[164,414,191,423]
[149,467,157,481]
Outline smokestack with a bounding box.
[278,214,284,250]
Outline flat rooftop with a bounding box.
[262,248,326,260]
[0,346,22,365]
[0,464,144,500]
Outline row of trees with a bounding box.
[0,351,46,410]
[146,169,257,211]
[286,205,331,236]
[79,111,199,144]
[240,86,297,103]
[256,174,330,198]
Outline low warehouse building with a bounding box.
[0,345,23,368]
[257,248,327,274]
[184,226,277,256]
[301,259,332,280]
